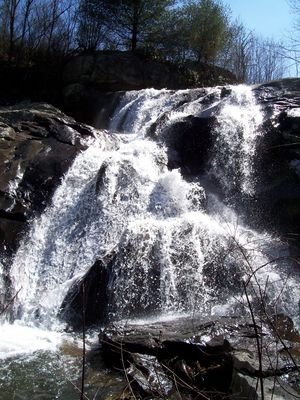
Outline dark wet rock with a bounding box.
[162,115,215,174]
[253,79,300,247]
[59,256,114,330]
[146,88,222,174]
[231,373,299,400]
[63,52,188,92]
[254,78,300,108]
[127,353,174,397]
[63,85,123,129]
[0,102,99,254]
[100,315,300,399]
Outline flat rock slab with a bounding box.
[100,315,300,399]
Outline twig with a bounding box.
[160,362,210,399]
[0,287,22,316]
[120,337,137,400]
[80,282,86,400]
[243,281,265,400]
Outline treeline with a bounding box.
[0,0,289,83]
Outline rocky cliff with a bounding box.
[254,79,300,251]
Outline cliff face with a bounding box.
[253,79,300,252]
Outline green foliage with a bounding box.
[77,0,175,51]
[77,0,108,51]
[145,7,190,64]
[141,0,233,66]
[181,0,233,63]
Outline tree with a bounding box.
[288,0,300,30]
[20,0,35,48]
[25,0,78,59]
[246,36,285,83]
[79,0,175,52]
[283,0,300,76]
[139,6,189,63]
[76,0,116,51]
[181,0,232,63]
[221,22,286,84]
[222,22,253,81]
[0,0,22,60]
[0,0,78,64]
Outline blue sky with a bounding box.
[225,0,293,41]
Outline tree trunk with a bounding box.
[8,0,19,62]
[131,0,139,51]
[131,24,138,51]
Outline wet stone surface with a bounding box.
[100,315,300,399]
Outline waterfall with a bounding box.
[1,85,300,359]
[209,85,263,196]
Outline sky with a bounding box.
[225,0,294,41]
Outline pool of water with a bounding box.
[0,326,126,400]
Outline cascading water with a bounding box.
[1,85,300,397]
[209,85,264,196]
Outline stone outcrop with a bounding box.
[0,102,98,254]
[253,79,300,251]
[100,315,300,399]
[63,52,192,92]
[62,51,190,127]
[147,79,300,245]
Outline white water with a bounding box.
[0,323,64,359]
[210,85,264,196]
[109,87,218,136]
[1,85,300,361]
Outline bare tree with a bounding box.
[280,0,300,76]
[220,22,253,81]
[246,36,285,83]
[76,0,109,51]
[20,0,35,46]
[221,22,286,84]
[0,0,22,60]
[0,0,79,64]
[24,0,78,59]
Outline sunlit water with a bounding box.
[1,85,299,398]
[0,326,124,400]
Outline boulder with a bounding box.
[59,256,114,330]
[62,85,123,129]
[0,102,98,254]
[150,114,217,174]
